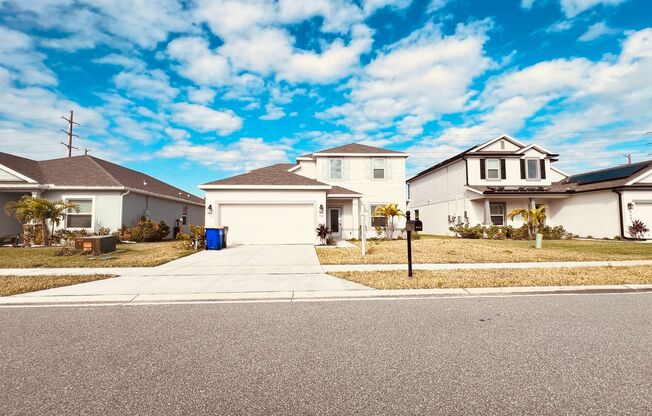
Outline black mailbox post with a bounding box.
[405,212,423,278]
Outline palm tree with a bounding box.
[373,203,405,240]
[507,205,547,239]
[5,196,79,246]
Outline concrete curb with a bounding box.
[1,284,650,307]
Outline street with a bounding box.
[1,293,650,415]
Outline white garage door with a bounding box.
[219,204,316,244]
[634,202,652,238]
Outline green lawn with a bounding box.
[0,241,196,268]
[0,275,114,296]
[317,236,652,264]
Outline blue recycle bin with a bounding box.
[205,228,223,250]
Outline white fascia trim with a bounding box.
[473,134,526,152]
[199,184,331,190]
[516,143,554,155]
[625,168,652,186]
[124,187,204,207]
[550,165,570,178]
[0,164,38,183]
[327,194,363,198]
[296,157,314,161]
[312,153,408,157]
[0,184,45,190]
[45,185,203,206]
[464,185,485,196]
[287,165,301,172]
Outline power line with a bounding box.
[60,110,79,158]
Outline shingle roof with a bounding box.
[550,161,652,192]
[313,143,406,155]
[201,163,330,186]
[327,185,362,195]
[0,152,203,204]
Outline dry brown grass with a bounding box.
[0,241,195,268]
[317,236,652,264]
[0,275,114,296]
[332,266,652,289]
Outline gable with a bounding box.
[479,138,522,152]
[0,167,25,182]
[628,169,652,185]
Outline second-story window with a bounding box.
[330,158,342,179]
[486,159,500,180]
[526,158,540,180]
[372,158,386,179]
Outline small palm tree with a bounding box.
[374,203,405,240]
[5,196,79,246]
[507,205,547,239]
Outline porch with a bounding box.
[468,193,570,227]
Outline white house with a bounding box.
[200,143,408,245]
[406,135,652,240]
[0,152,204,238]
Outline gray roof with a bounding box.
[202,164,329,186]
[0,152,203,204]
[302,143,406,158]
[327,185,362,195]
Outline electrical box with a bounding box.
[74,236,117,254]
[406,219,423,232]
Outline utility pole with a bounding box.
[624,154,632,165]
[84,148,91,155]
[60,110,79,157]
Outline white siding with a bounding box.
[468,155,555,187]
[479,139,521,152]
[549,167,568,182]
[547,191,621,239]
[295,160,317,179]
[633,171,652,184]
[622,190,652,239]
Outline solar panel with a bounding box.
[569,162,648,185]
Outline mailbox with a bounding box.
[406,219,423,232]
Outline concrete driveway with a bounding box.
[17,245,368,297]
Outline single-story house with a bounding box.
[0,152,204,237]
[199,143,408,245]
[406,135,652,240]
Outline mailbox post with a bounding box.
[405,212,423,278]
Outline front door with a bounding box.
[328,208,342,237]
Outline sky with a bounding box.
[0,0,651,196]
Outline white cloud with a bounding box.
[113,69,179,101]
[520,0,538,8]
[187,88,217,104]
[426,0,450,13]
[321,21,493,135]
[545,20,574,33]
[0,26,57,86]
[578,21,619,41]
[171,103,243,135]
[157,137,289,172]
[167,36,230,86]
[165,127,191,141]
[93,54,146,71]
[259,103,286,120]
[559,0,627,18]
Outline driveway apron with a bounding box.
[15,245,369,297]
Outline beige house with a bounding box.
[200,143,408,245]
[406,135,652,240]
[0,152,204,238]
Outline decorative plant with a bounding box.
[316,223,330,245]
[125,216,170,242]
[373,203,405,240]
[5,196,79,246]
[628,219,649,239]
[97,227,112,236]
[506,205,547,239]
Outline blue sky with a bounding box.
[0,0,651,195]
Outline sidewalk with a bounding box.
[5,259,652,276]
[322,259,652,272]
[1,284,650,306]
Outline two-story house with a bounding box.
[406,135,652,240]
[199,143,408,245]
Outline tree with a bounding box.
[5,196,79,246]
[507,205,547,239]
[373,203,405,240]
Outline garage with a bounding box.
[633,202,652,239]
[219,203,316,244]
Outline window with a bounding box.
[486,159,500,180]
[370,204,387,227]
[66,199,92,229]
[489,202,505,225]
[182,206,188,225]
[526,159,540,180]
[372,158,386,179]
[330,158,342,180]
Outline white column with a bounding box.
[529,198,536,210]
[352,198,360,239]
[483,199,492,225]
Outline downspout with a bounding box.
[119,190,131,229]
[614,189,637,241]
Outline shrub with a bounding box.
[176,225,206,249]
[22,224,43,246]
[449,224,484,239]
[316,223,330,245]
[485,225,506,240]
[52,229,87,246]
[124,216,171,242]
[628,219,649,239]
[541,225,570,240]
[97,227,111,236]
[53,246,82,257]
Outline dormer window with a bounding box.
[372,158,386,179]
[526,158,540,180]
[486,159,500,180]
[330,158,343,180]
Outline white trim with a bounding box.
[516,143,554,155]
[329,157,343,180]
[626,168,652,186]
[485,158,501,180]
[464,186,485,196]
[62,195,96,233]
[199,184,331,190]
[0,163,38,183]
[0,184,45,190]
[525,158,541,180]
[296,157,313,161]
[287,165,301,172]
[372,157,386,180]
[472,134,526,152]
[327,194,363,198]
[312,152,407,157]
[551,166,569,178]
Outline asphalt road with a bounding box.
[1,293,650,415]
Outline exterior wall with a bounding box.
[295,160,317,179]
[326,199,356,239]
[0,168,24,181]
[123,192,203,237]
[547,191,621,239]
[43,190,123,234]
[204,189,326,243]
[549,167,568,182]
[621,189,652,239]
[478,138,521,152]
[634,171,652,184]
[0,192,26,236]
[467,154,555,187]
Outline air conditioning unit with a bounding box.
[447,215,456,223]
